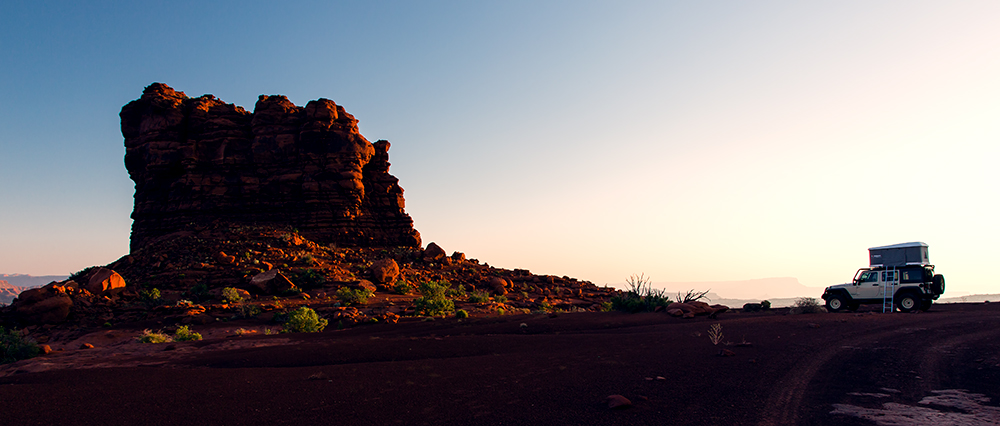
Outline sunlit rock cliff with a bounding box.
[120,83,421,252]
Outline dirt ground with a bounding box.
[2,303,998,425]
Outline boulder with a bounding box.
[369,258,400,284]
[14,290,73,324]
[422,242,446,262]
[488,277,509,295]
[249,269,297,294]
[665,301,729,319]
[85,268,127,295]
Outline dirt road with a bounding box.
[2,303,998,425]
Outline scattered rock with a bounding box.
[718,349,736,357]
[249,269,297,294]
[606,395,632,409]
[369,258,400,284]
[80,343,94,349]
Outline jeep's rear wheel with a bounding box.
[825,294,848,312]
[896,293,920,313]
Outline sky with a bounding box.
[1,1,998,297]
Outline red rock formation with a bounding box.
[121,83,421,252]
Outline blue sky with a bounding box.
[2,1,998,297]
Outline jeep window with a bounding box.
[881,271,897,282]
[860,271,878,283]
[901,269,919,283]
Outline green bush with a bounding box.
[414,281,455,316]
[221,287,243,304]
[392,280,410,295]
[610,274,673,313]
[138,329,172,344]
[291,268,325,289]
[173,325,203,341]
[188,283,209,302]
[456,309,469,319]
[140,288,162,307]
[283,307,328,333]
[1,326,40,364]
[337,287,373,306]
[468,290,491,303]
[494,294,508,304]
[446,282,466,298]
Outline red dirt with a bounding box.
[2,303,999,425]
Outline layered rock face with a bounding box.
[121,83,421,252]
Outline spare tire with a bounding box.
[932,274,945,294]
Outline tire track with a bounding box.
[756,314,980,426]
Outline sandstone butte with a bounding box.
[121,82,421,252]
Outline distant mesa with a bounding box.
[120,83,421,253]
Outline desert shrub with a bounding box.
[675,289,711,304]
[138,329,172,344]
[188,283,210,302]
[173,325,203,341]
[291,268,325,289]
[468,290,491,304]
[414,281,455,316]
[761,300,772,310]
[239,303,262,319]
[221,287,243,304]
[337,287,373,306]
[494,294,508,304]
[610,274,673,313]
[497,308,506,316]
[140,288,162,307]
[456,309,469,319]
[791,297,824,314]
[283,307,328,333]
[446,283,467,298]
[1,326,40,364]
[392,280,410,295]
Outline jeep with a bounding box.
[821,242,945,313]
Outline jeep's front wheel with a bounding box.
[825,294,848,312]
[896,293,920,313]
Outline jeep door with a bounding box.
[852,270,882,300]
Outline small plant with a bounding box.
[140,288,162,307]
[708,323,724,345]
[493,294,508,304]
[337,287,373,306]
[761,300,771,310]
[1,326,40,364]
[600,301,613,312]
[446,283,467,298]
[263,328,276,335]
[283,307,328,333]
[791,297,824,314]
[676,289,711,304]
[456,309,469,319]
[392,280,410,295]
[291,268,325,289]
[239,303,262,319]
[414,281,455,316]
[234,328,255,336]
[173,325,203,341]
[188,283,210,302]
[221,287,243,304]
[137,329,172,344]
[468,290,491,303]
[497,308,505,316]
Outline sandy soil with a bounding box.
[2,303,998,425]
